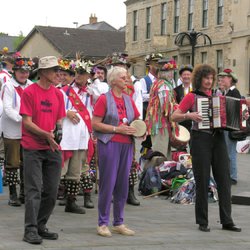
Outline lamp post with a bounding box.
[174,29,212,66]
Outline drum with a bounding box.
[169,125,190,149]
[130,120,147,137]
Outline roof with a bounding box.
[0,35,18,52]
[17,26,125,60]
[78,21,117,32]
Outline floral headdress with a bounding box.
[13,57,34,71]
[144,53,163,62]
[74,59,94,74]
[58,58,75,72]
[108,52,130,66]
[160,59,177,71]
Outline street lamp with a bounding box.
[174,29,212,66]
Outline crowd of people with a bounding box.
[0,50,249,245]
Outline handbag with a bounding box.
[228,118,250,141]
[228,130,249,141]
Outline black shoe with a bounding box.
[9,185,21,206]
[23,231,43,244]
[127,186,140,206]
[38,228,58,240]
[65,198,86,214]
[222,224,241,232]
[199,224,210,232]
[231,179,237,185]
[8,198,21,206]
[58,198,66,206]
[84,193,94,209]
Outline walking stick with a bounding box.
[142,189,170,199]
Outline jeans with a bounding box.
[224,131,238,181]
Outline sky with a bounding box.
[1,0,127,36]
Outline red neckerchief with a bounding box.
[62,85,92,133]
[77,85,88,94]
[14,86,24,97]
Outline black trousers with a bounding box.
[23,149,62,232]
[190,130,233,226]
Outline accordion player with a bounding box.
[197,96,248,130]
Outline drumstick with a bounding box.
[142,189,170,199]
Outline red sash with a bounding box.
[14,86,24,98]
[63,86,92,133]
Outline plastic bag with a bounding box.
[236,139,250,153]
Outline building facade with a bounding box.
[125,0,250,95]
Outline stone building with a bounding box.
[125,0,250,95]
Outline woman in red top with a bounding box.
[171,64,241,233]
[92,66,140,237]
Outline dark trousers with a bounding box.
[190,130,233,226]
[23,149,62,232]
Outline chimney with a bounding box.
[89,14,97,24]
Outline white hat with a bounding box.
[38,56,59,70]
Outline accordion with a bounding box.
[197,96,248,130]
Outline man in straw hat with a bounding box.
[2,57,33,206]
[20,56,65,244]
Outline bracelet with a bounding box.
[113,126,116,133]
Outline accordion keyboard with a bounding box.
[197,97,211,129]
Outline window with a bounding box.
[201,52,207,63]
[133,10,138,41]
[146,7,151,39]
[202,0,208,28]
[174,0,180,33]
[161,3,167,35]
[188,0,194,31]
[216,50,223,73]
[217,0,224,25]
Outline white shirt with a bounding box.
[0,69,12,87]
[0,98,3,135]
[131,75,143,120]
[60,83,93,150]
[87,78,109,104]
[1,77,32,139]
[140,72,156,102]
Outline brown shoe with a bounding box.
[112,224,135,236]
[97,225,112,237]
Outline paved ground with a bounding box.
[0,153,250,250]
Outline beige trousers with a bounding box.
[61,150,87,182]
[151,129,171,160]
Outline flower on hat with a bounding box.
[2,47,8,53]
[161,59,177,70]
[145,53,163,62]
[74,59,93,73]
[13,58,34,70]
[223,68,232,74]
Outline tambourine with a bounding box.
[130,120,147,137]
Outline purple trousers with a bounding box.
[97,140,133,226]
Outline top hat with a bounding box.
[179,64,193,75]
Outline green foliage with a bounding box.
[13,31,25,50]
